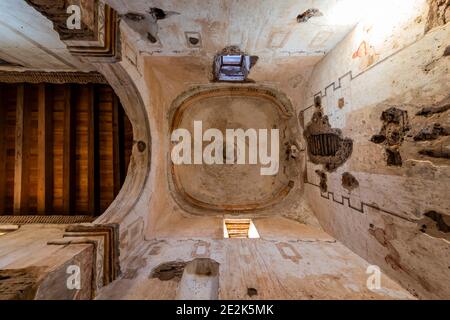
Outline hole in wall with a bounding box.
[386,149,403,166]
[315,170,327,193]
[137,141,147,152]
[444,46,450,57]
[304,105,353,172]
[247,288,258,297]
[147,33,158,44]
[314,96,322,108]
[418,211,450,241]
[414,123,450,141]
[148,7,168,20]
[189,37,199,45]
[150,261,187,281]
[416,95,450,117]
[418,148,450,159]
[297,8,323,23]
[371,107,410,167]
[342,172,359,192]
[147,7,180,21]
[185,32,202,48]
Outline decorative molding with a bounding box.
[25,0,121,62]
[0,215,95,225]
[299,26,439,114]
[62,224,120,286]
[24,0,97,41]
[0,71,107,84]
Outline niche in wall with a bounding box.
[0,83,133,217]
[304,105,353,172]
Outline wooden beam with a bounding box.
[37,84,53,215]
[13,84,31,215]
[88,84,99,216]
[112,94,124,197]
[0,85,7,213]
[63,84,76,214]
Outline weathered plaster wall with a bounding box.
[91,29,153,263]
[302,0,450,299]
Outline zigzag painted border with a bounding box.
[304,181,417,223]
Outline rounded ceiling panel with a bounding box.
[169,86,296,214]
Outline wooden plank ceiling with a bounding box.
[0,83,133,217]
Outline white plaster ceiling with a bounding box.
[0,0,94,72]
[107,0,361,59]
[0,0,362,72]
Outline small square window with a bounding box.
[223,219,260,239]
[213,47,257,82]
[216,55,251,82]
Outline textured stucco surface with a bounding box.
[97,217,414,300]
[302,0,450,299]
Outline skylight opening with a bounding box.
[222,55,243,65]
[217,55,249,81]
[214,48,255,82]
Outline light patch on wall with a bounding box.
[328,0,421,33]
[310,30,334,49]
[333,0,425,49]
[326,0,364,26]
[0,224,19,237]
